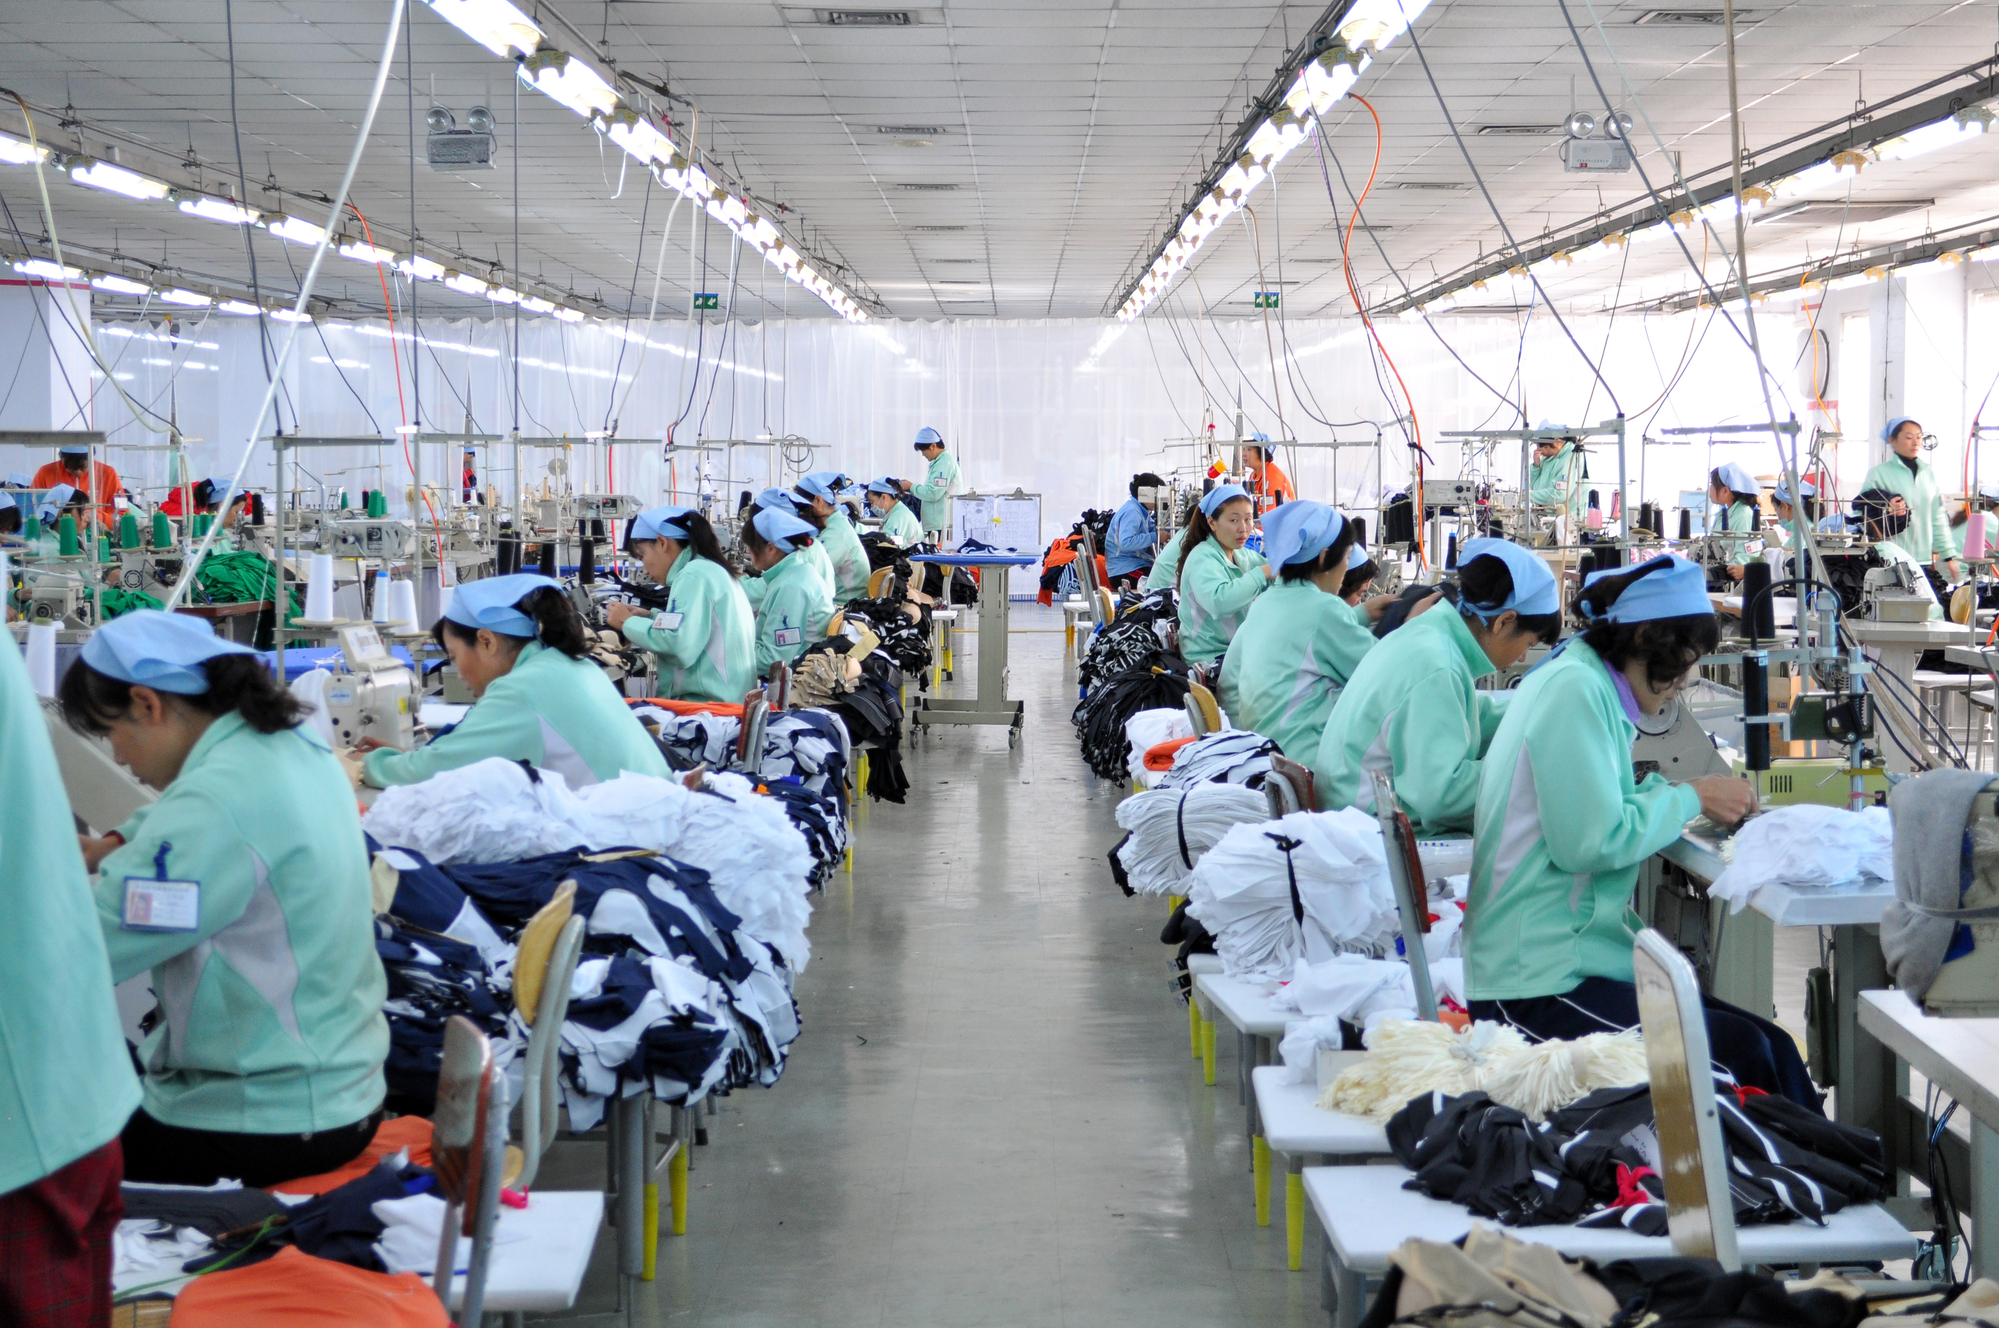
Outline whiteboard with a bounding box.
[953,491,1042,553]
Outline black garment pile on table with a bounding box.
[840,596,933,679]
[859,531,912,576]
[1073,651,1193,780]
[1386,1083,1887,1234]
[1078,589,1176,692]
[795,637,913,804]
[374,917,513,1112]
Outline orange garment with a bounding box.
[1037,535,1106,605]
[267,1116,435,1197]
[1144,735,1199,770]
[630,698,747,718]
[168,1246,450,1327]
[30,458,121,528]
[1249,460,1293,508]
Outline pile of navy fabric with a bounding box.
[840,596,933,679]
[859,531,913,576]
[1078,591,1176,693]
[641,709,739,770]
[794,637,913,805]
[1072,652,1192,781]
[373,839,801,1130]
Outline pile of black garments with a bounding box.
[860,531,912,576]
[1073,651,1193,780]
[1387,1083,1887,1233]
[796,638,912,804]
[916,559,979,605]
[372,839,801,1129]
[1079,592,1177,692]
[840,595,933,679]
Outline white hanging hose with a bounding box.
[162,0,409,610]
[608,190,685,432]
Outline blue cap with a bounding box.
[631,505,695,543]
[752,505,816,553]
[1347,539,1372,570]
[1882,417,1918,443]
[1458,538,1559,619]
[867,477,901,496]
[914,426,943,450]
[81,609,256,695]
[797,471,851,502]
[57,442,90,456]
[1198,483,1251,518]
[1772,478,1816,506]
[1582,553,1711,623]
[4,472,31,487]
[443,573,565,638]
[1713,462,1758,496]
[1261,500,1345,568]
[754,487,802,513]
[37,483,77,523]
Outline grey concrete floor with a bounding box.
[531,606,1319,1326]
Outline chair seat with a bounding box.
[933,609,960,621]
[1252,1066,1390,1156]
[1304,1163,1917,1274]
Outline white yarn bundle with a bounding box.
[1322,1019,1650,1121]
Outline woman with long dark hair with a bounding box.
[608,505,756,702]
[62,610,388,1186]
[1462,556,1815,1107]
[359,573,668,787]
[1175,484,1271,663]
[743,506,835,674]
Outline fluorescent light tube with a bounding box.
[0,132,50,166]
[179,194,261,225]
[398,253,447,281]
[518,49,620,118]
[90,272,151,295]
[269,307,312,323]
[266,214,328,245]
[553,306,584,323]
[68,157,171,201]
[339,237,397,264]
[158,289,212,307]
[13,258,82,280]
[421,0,543,57]
[517,294,556,313]
[218,299,263,315]
[443,270,490,297]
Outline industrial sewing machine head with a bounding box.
[324,623,416,751]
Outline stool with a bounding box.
[931,608,959,689]
[1062,598,1091,660]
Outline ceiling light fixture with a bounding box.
[518,48,620,118]
[178,194,261,226]
[266,214,328,245]
[67,156,172,201]
[0,132,50,166]
[443,269,490,297]
[217,299,263,315]
[157,289,213,307]
[268,307,312,323]
[90,272,151,295]
[553,305,584,323]
[397,253,447,281]
[418,0,543,57]
[13,258,82,281]
[338,237,397,265]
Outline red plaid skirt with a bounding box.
[0,1140,123,1328]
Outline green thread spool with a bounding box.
[97,535,112,562]
[57,514,79,556]
[367,490,388,519]
[119,511,141,549]
[193,514,213,538]
[152,511,173,547]
[339,487,350,511]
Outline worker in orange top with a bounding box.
[1242,441,1293,510]
[30,444,122,530]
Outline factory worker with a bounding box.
[1217,500,1376,761]
[607,506,755,703]
[159,476,248,525]
[868,477,924,548]
[1863,417,1960,585]
[1770,477,1817,535]
[62,611,389,1185]
[900,426,960,539]
[741,488,837,611]
[360,573,669,788]
[0,615,142,1317]
[1706,462,1761,534]
[1313,539,1560,832]
[1242,441,1293,509]
[31,441,122,529]
[798,471,871,603]
[1462,556,1819,1108]
[1144,495,1198,593]
[1853,489,1944,620]
[1528,426,1584,519]
[743,505,834,674]
[1105,472,1165,590]
[1176,483,1271,664]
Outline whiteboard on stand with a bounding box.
[953,491,1042,553]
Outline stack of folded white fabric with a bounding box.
[1113,783,1271,896]
[1708,804,1893,912]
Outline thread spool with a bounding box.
[119,511,141,550]
[496,533,521,576]
[25,624,57,698]
[1967,513,1988,561]
[98,535,112,561]
[1749,503,1762,532]
[1443,533,1458,570]
[537,541,557,577]
[152,511,173,547]
[578,537,597,586]
[1677,508,1692,540]
[387,579,420,635]
[1742,560,1775,642]
[192,514,213,538]
[57,515,79,556]
[371,570,393,623]
[368,490,389,519]
[302,553,337,623]
[249,492,266,526]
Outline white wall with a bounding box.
[0,280,95,438]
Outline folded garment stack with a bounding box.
[1122,707,1194,787]
[1184,807,1400,981]
[1073,652,1193,780]
[1155,729,1280,790]
[1109,782,1271,897]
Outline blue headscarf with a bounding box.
[797,471,852,502]
[752,506,815,553]
[1260,499,1345,568]
[37,483,78,525]
[754,487,803,514]
[1581,554,1711,623]
[443,573,566,638]
[81,610,256,695]
[914,426,943,450]
[1198,483,1251,519]
[630,505,695,543]
[1713,462,1759,497]
[1882,417,1918,444]
[1771,478,1816,507]
[1457,538,1558,620]
[867,477,901,496]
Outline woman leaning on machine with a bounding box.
[359,573,669,788]
[1459,556,1817,1107]
[65,611,389,1187]
[1175,483,1272,665]
[607,505,757,703]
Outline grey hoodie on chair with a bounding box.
[1881,769,1999,1001]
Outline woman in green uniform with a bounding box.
[742,489,836,610]
[744,505,835,673]
[868,477,924,548]
[1217,500,1373,760]
[1462,555,1815,1106]
[1312,539,1559,831]
[1528,428,1584,521]
[359,573,668,788]
[1176,484,1271,664]
[63,611,388,1185]
[607,505,756,703]
[798,471,871,603]
[1863,417,1962,586]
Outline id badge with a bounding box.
[656,611,685,631]
[122,878,201,932]
[774,627,802,647]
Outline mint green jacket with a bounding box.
[1177,538,1270,662]
[1465,637,1702,1000]
[1864,455,1957,564]
[1219,581,1375,761]
[1708,499,1756,534]
[910,450,961,534]
[97,714,388,1134]
[0,638,141,1190]
[877,501,923,548]
[1145,533,1188,593]
[365,641,668,788]
[1529,443,1585,519]
[821,508,871,602]
[756,548,835,673]
[1312,606,1508,836]
[622,548,756,703]
[743,539,836,611]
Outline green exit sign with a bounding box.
[694,293,720,310]
[1253,291,1280,309]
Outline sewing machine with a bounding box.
[324,623,416,751]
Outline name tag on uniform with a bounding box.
[122,878,201,932]
[774,627,802,647]
[656,611,685,631]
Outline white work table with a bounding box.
[1846,619,1973,774]
[1192,973,1294,1142]
[442,1189,605,1313]
[1251,1064,1392,1274]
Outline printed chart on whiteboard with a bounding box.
[953,492,1042,552]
